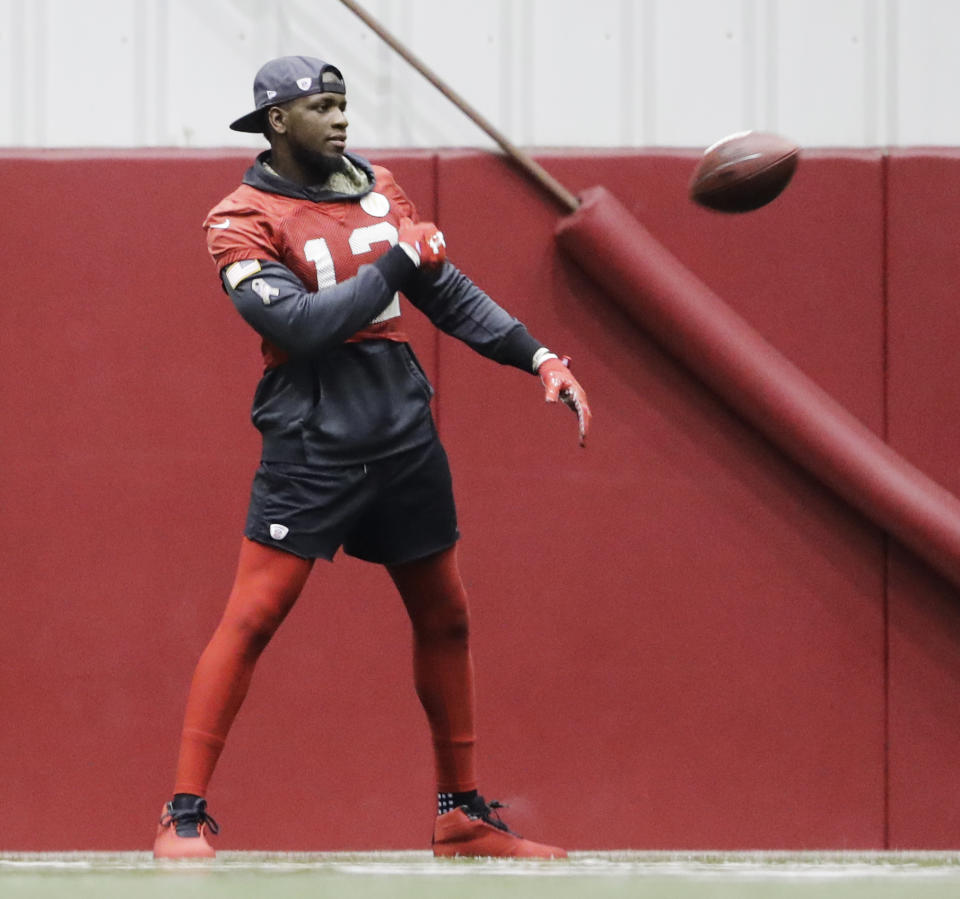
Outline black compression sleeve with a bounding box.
[495,324,545,373]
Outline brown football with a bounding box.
[689,131,800,213]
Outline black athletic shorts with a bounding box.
[244,438,460,564]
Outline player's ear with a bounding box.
[266,106,287,136]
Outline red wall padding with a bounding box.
[885,149,960,848]
[0,146,956,850]
[434,149,886,850]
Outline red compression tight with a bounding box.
[173,538,313,796]
[172,538,477,797]
[387,544,477,794]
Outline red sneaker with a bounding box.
[432,795,567,859]
[153,797,219,859]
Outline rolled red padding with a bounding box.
[556,184,960,588]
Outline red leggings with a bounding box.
[173,538,477,796]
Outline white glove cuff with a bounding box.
[399,242,421,267]
[532,347,559,373]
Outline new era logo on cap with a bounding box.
[230,55,346,133]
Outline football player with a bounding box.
[153,55,589,860]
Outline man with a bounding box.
[153,55,589,860]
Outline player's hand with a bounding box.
[398,216,446,269]
[538,355,591,448]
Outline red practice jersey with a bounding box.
[204,164,418,361]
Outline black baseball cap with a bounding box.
[230,55,346,133]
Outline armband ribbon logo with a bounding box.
[251,278,280,305]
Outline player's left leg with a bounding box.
[387,546,566,859]
[387,544,477,796]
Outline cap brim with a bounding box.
[229,109,267,133]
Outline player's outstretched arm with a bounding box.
[403,244,591,447]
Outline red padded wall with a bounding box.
[885,149,960,848]
[434,150,886,849]
[0,146,956,851]
[0,149,442,851]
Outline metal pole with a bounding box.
[337,0,580,213]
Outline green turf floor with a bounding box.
[3,852,960,898]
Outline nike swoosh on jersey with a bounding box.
[208,219,231,229]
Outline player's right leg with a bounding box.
[153,538,313,859]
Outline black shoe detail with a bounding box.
[439,789,479,815]
[160,797,220,839]
[460,794,518,836]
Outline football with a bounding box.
[689,130,800,213]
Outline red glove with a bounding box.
[398,216,446,269]
[538,355,591,448]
